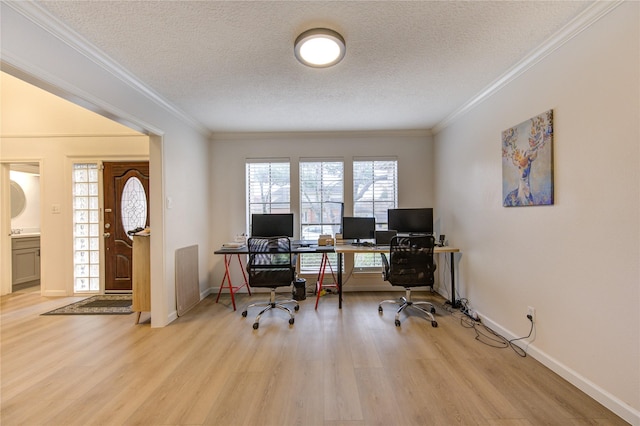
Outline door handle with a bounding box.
[104,232,111,238]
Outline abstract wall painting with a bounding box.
[502,109,554,207]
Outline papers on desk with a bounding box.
[222,242,245,249]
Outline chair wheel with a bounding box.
[289,318,295,325]
[252,322,259,329]
[241,310,248,317]
[431,320,438,327]
[430,307,436,314]
[378,306,383,314]
[294,305,300,312]
[395,319,401,327]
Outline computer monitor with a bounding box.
[375,230,397,246]
[342,217,375,245]
[251,213,294,237]
[387,208,433,235]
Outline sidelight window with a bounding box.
[72,163,100,292]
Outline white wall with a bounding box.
[209,131,436,291]
[434,2,639,423]
[1,3,212,326]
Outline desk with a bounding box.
[333,244,460,309]
[214,244,461,310]
[213,245,331,310]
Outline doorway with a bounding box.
[103,162,150,292]
[8,163,41,294]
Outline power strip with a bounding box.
[462,308,480,322]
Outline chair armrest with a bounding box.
[380,253,390,281]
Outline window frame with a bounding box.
[299,158,344,273]
[245,159,291,236]
[352,157,398,271]
[72,162,102,293]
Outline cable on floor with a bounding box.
[442,297,536,357]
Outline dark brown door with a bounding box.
[103,162,149,292]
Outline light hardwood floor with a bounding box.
[1,288,628,425]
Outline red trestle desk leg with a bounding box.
[215,254,250,311]
[315,253,338,310]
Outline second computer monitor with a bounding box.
[342,216,375,244]
[251,213,294,237]
[387,208,433,235]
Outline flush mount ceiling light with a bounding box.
[294,28,346,68]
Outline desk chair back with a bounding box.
[247,236,296,288]
[382,235,436,287]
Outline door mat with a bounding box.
[42,295,133,315]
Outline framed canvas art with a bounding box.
[502,109,554,207]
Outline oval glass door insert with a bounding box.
[121,176,147,239]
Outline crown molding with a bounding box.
[3,1,210,138]
[211,128,432,141]
[432,0,624,134]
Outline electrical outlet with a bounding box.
[527,306,535,322]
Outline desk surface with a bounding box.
[333,244,459,254]
[215,244,458,255]
[218,244,460,254]
[214,245,335,254]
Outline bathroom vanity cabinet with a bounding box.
[12,235,41,288]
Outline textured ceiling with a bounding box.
[36,1,593,133]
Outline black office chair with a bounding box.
[242,236,299,329]
[379,235,438,327]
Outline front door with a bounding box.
[103,162,149,292]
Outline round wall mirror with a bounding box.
[10,180,27,218]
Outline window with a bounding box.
[246,160,290,234]
[120,177,147,241]
[299,160,343,272]
[353,158,398,269]
[73,163,100,292]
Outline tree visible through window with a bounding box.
[246,160,290,234]
[353,159,398,269]
[299,160,344,272]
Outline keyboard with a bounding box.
[293,239,316,246]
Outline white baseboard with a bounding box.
[211,284,430,295]
[201,286,213,299]
[41,289,68,297]
[341,284,404,292]
[479,314,639,425]
[167,310,178,324]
